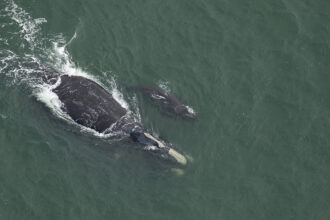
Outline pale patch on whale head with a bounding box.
[151,93,166,100]
[186,105,195,115]
[174,105,198,120]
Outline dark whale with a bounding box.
[53,75,127,133]
[129,86,197,120]
[52,75,187,165]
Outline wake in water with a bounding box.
[0,0,138,138]
[3,0,46,50]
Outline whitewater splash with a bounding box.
[3,0,47,50]
[157,80,171,93]
[0,0,139,138]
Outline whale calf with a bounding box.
[129,85,197,120]
[52,75,187,165]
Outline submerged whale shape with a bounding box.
[52,75,187,165]
[129,85,197,120]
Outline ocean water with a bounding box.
[1,0,330,219]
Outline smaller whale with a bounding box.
[129,85,198,120]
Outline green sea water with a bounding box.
[1,0,330,219]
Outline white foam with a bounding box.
[0,50,16,73]
[5,0,47,50]
[35,82,66,120]
[51,42,93,79]
[107,76,129,110]
[0,50,36,86]
[157,80,171,92]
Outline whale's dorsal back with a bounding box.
[129,85,197,120]
[53,75,127,132]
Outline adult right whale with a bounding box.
[129,85,198,120]
[51,75,187,165]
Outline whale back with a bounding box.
[53,75,127,133]
[129,85,183,107]
[129,85,197,120]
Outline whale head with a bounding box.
[129,126,187,165]
[175,105,198,121]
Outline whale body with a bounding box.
[53,75,127,133]
[129,85,197,120]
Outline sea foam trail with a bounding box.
[158,80,171,92]
[4,0,46,50]
[1,0,139,138]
